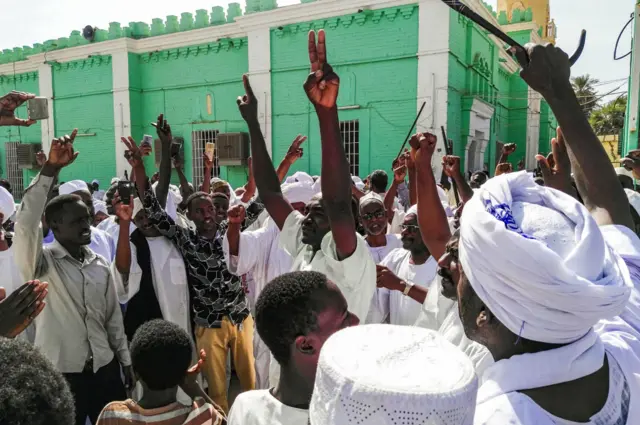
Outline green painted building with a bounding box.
[0,0,557,197]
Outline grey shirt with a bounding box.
[14,173,130,373]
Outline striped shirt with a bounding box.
[96,398,225,425]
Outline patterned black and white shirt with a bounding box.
[143,188,250,328]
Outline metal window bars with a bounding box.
[340,120,360,177]
[191,130,220,189]
[4,142,24,200]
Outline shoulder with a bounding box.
[381,248,408,265]
[474,393,555,425]
[228,390,271,422]
[190,398,225,424]
[97,400,136,423]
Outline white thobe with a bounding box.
[111,237,190,333]
[366,234,402,264]
[368,248,453,327]
[223,217,292,389]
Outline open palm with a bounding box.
[304,30,339,110]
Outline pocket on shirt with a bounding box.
[170,259,187,285]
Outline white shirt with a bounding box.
[228,389,308,425]
[279,211,376,322]
[369,248,451,327]
[366,234,402,264]
[223,217,292,310]
[111,237,190,333]
[97,216,136,247]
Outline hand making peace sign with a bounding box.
[304,30,340,110]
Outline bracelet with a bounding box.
[402,281,414,296]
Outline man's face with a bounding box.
[400,214,424,251]
[51,201,92,246]
[301,200,330,247]
[470,173,487,189]
[133,209,161,238]
[360,201,387,237]
[74,191,95,220]
[437,232,461,300]
[212,196,229,225]
[213,185,231,200]
[292,280,360,381]
[93,212,109,227]
[188,196,216,233]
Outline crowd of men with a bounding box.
[0,29,639,425]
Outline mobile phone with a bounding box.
[118,181,133,205]
[27,97,49,120]
[171,139,183,159]
[124,151,133,161]
[205,142,215,161]
[141,135,153,149]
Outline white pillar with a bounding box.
[525,88,541,169]
[37,63,54,153]
[112,50,132,179]
[247,28,272,157]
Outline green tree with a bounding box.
[590,95,627,136]
[572,74,600,117]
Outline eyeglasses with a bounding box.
[401,224,420,232]
[361,210,386,221]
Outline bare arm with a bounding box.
[413,134,451,261]
[306,30,357,259]
[152,115,173,208]
[384,164,407,222]
[238,76,294,230]
[239,157,256,203]
[276,135,307,182]
[516,44,633,229]
[226,205,245,257]
[113,196,133,276]
[201,153,213,194]
[173,158,194,199]
[443,156,474,203]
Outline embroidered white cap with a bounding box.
[59,180,90,195]
[310,324,478,425]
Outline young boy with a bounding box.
[97,319,225,425]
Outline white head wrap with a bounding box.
[459,171,631,344]
[406,204,418,217]
[312,177,322,195]
[94,200,108,216]
[625,188,640,216]
[59,180,90,196]
[0,187,15,224]
[281,182,315,205]
[351,175,365,191]
[110,177,121,186]
[132,198,144,219]
[358,191,384,207]
[285,171,315,186]
[310,324,478,425]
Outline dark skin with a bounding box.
[300,199,330,250]
[273,281,359,410]
[436,230,460,301]
[442,155,473,204]
[375,214,430,305]
[212,195,230,225]
[0,280,48,338]
[74,190,95,221]
[469,171,487,189]
[359,200,387,247]
[0,91,36,127]
[187,196,218,240]
[238,30,357,259]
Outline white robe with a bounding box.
[366,234,402,264]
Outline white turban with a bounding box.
[59,180,90,195]
[281,182,315,205]
[110,177,121,186]
[459,171,632,344]
[625,188,640,216]
[285,171,314,186]
[351,175,365,191]
[0,187,15,224]
[406,204,418,217]
[312,177,322,195]
[94,200,108,216]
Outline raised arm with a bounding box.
[238,76,294,230]
[276,135,306,182]
[113,194,133,275]
[239,157,256,204]
[15,130,79,281]
[515,44,633,230]
[152,114,172,209]
[173,157,195,199]
[305,30,357,260]
[0,91,36,127]
[201,151,214,194]
[536,128,579,199]
[121,136,149,200]
[442,156,474,203]
[384,160,407,222]
[496,143,516,167]
[413,133,451,261]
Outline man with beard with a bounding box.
[369,205,453,327]
[359,193,401,264]
[14,130,133,425]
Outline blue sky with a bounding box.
[1,0,635,99]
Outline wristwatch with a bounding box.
[402,280,414,296]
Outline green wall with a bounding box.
[132,39,249,188]
[52,56,115,185]
[0,72,41,193]
[270,5,419,179]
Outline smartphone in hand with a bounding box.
[118,181,134,205]
[205,142,215,161]
[27,98,49,120]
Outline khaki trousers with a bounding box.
[195,315,256,412]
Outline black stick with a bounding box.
[441,125,460,207]
[396,102,427,159]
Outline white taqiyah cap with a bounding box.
[0,186,15,224]
[59,180,90,196]
[310,324,478,425]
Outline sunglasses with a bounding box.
[401,224,420,232]
[361,210,386,221]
